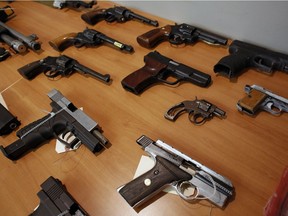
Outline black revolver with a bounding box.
[0,89,109,160]
[165,98,226,125]
[137,23,228,49]
[214,40,288,79]
[121,51,211,95]
[17,55,110,83]
[81,6,158,26]
[49,28,133,53]
[31,176,88,216]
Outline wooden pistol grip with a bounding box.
[137,25,172,48]
[81,9,107,25]
[121,56,167,95]
[118,156,192,207]
[49,32,77,52]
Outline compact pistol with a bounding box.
[237,84,288,116]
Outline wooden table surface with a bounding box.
[0,1,287,216]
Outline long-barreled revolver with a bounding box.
[53,0,96,9]
[31,176,88,216]
[0,89,109,160]
[237,84,288,116]
[165,98,226,125]
[121,51,211,95]
[214,40,288,79]
[17,54,110,83]
[118,135,234,208]
[81,6,158,27]
[49,28,133,53]
[137,23,228,49]
[0,20,41,53]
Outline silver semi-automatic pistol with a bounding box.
[118,135,234,208]
[237,84,288,116]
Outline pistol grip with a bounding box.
[121,59,167,95]
[164,102,186,121]
[18,60,46,80]
[49,32,77,52]
[81,9,107,25]
[0,113,66,160]
[137,26,171,48]
[118,156,191,207]
[237,89,267,115]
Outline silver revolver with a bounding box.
[237,84,288,116]
[118,135,234,208]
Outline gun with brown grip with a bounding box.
[137,23,228,49]
[49,28,133,52]
[49,32,77,52]
[81,6,158,26]
[121,51,211,95]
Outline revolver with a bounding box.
[17,54,110,83]
[121,51,211,95]
[137,23,228,49]
[81,6,158,26]
[165,98,226,125]
[0,89,108,160]
[118,135,234,208]
[49,28,133,53]
[214,40,288,79]
[237,84,288,116]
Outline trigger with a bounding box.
[253,56,274,73]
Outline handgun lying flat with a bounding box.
[118,135,234,208]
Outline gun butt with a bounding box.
[214,53,249,78]
[18,60,47,80]
[81,8,107,25]
[118,156,192,207]
[49,32,77,52]
[237,86,267,115]
[137,25,171,48]
[121,55,167,95]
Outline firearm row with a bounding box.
[0,1,287,215]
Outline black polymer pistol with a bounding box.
[118,135,234,209]
[137,23,228,49]
[31,176,88,216]
[81,6,158,26]
[214,40,288,79]
[49,28,133,53]
[121,51,211,95]
[0,89,108,160]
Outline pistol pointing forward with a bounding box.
[165,98,226,125]
[118,135,234,208]
[137,23,228,49]
[0,89,109,160]
[17,55,110,83]
[81,6,158,27]
[121,51,211,95]
[237,84,288,116]
[49,28,133,53]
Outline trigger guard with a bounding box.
[262,101,282,116]
[189,112,206,125]
[175,181,198,201]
